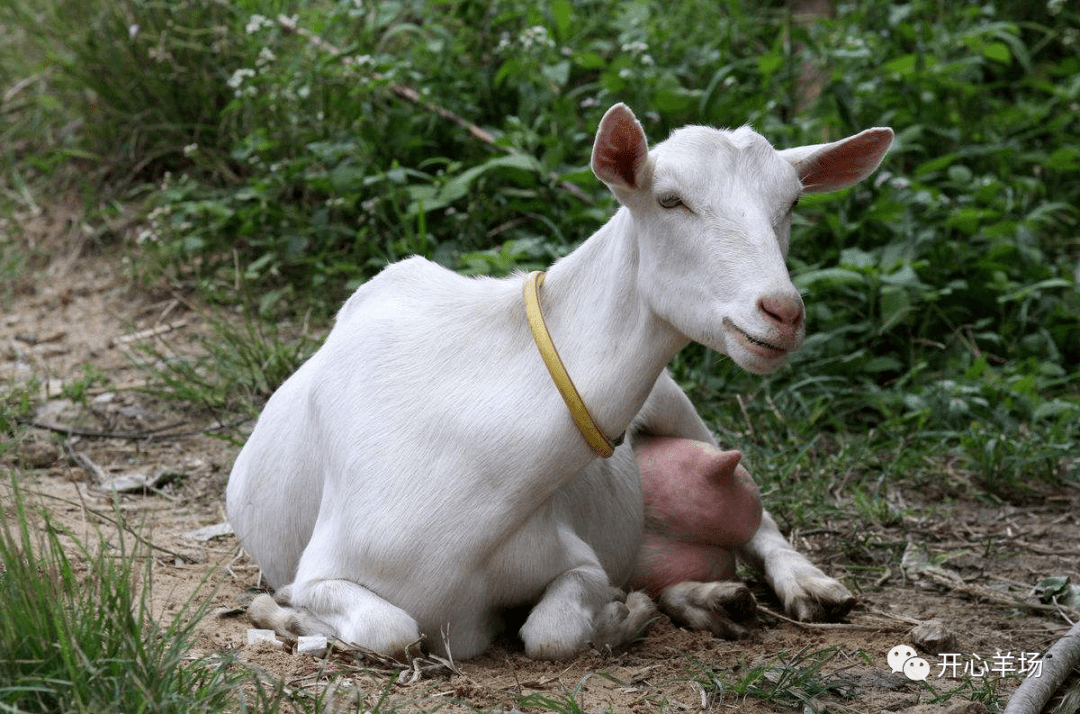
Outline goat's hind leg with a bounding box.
[251,580,422,659]
[248,584,338,639]
[738,511,855,622]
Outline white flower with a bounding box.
[227,68,256,90]
[182,143,198,157]
[128,24,139,40]
[297,85,310,99]
[257,47,276,66]
[519,25,554,50]
[245,14,272,34]
[136,228,159,245]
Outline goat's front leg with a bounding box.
[520,559,655,660]
[737,510,855,621]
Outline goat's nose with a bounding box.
[758,294,804,329]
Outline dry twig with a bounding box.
[758,605,908,633]
[6,484,198,564]
[1002,619,1080,714]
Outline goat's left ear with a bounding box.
[592,103,651,201]
[779,127,894,194]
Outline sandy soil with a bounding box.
[2,203,1077,713]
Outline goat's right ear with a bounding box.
[779,127,894,194]
[591,103,650,199]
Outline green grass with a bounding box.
[688,645,858,710]
[0,478,236,713]
[0,476,396,714]
[131,305,321,424]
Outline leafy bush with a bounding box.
[3,0,1077,469]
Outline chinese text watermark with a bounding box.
[888,644,1043,681]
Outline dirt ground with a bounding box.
[2,205,1078,713]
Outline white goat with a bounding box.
[226,103,893,660]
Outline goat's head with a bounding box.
[591,103,894,375]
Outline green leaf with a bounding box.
[552,0,572,41]
[410,154,542,216]
[793,267,865,289]
[758,53,783,77]
[915,153,958,176]
[881,264,924,289]
[981,41,1011,65]
[840,248,875,269]
[575,51,606,70]
[1045,147,1078,171]
[541,60,571,88]
[884,54,916,74]
[880,285,912,331]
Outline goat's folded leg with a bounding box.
[520,562,656,660]
[658,580,757,639]
[248,584,338,638]
[737,510,855,621]
[250,579,422,659]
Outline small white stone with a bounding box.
[297,635,329,657]
[246,629,282,647]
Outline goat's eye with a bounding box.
[658,194,683,209]
[790,197,800,212]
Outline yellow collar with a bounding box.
[523,271,615,458]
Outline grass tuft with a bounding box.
[0,477,247,713]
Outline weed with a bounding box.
[133,305,320,425]
[59,364,108,405]
[0,378,37,440]
[690,645,856,710]
[0,477,243,713]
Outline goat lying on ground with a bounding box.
[227,103,893,660]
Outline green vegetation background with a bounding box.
[1,0,1076,503]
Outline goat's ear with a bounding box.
[592,103,651,197]
[779,127,894,194]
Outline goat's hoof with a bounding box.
[658,581,758,640]
[785,579,856,622]
[591,591,657,651]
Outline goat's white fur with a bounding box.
[226,103,893,660]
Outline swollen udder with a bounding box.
[630,436,763,595]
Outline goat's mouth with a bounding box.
[724,319,789,361]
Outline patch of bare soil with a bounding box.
[3,206,1078,714]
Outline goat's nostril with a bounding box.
[759,295,804,327]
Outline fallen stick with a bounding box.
[63,442,106,484]
[275,14,593,205]
[4,484,198,564]
[110,319,189,346]
[758,605,908,633]
[26,419,187,440]
[1002,619,1080,714]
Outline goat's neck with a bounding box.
[538,208,688,439]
